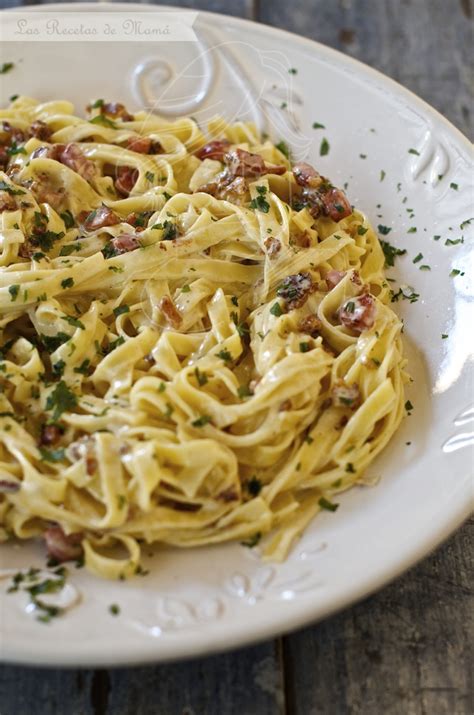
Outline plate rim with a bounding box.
[0,1,472,667]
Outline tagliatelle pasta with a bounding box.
[0,97,407,579]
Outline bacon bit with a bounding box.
[39,424,62,446]
[225,148,286,178]
[321,187,352,221]
[326,270,346,289]
[32,143,96,182]
[101,102,134,121]
[126,136,152,154]
[60,144,96,181]
[159,296,182,329]
[264,237,281,258]
[277,272,315,309]
[109,233,140,254]
[279,399,292,411]
[31,144,62,161]
[30,120,52,141]
[0,480,20,494]
[82,205,120,231]
[115,166,138,196]
[293,162,324,189]
[0,146,9,170]
[218,487,239,502]
[292,232,312,248]
[86,457,97,475]
[0,192,17,212]
[125,211,153,229]
[350,270,362,286]
[332,381,360,408]
[44,525,83,563]
[1,121,26,143]
[298,315,322,337]
[339,293,376,333]
[195,139,232,161]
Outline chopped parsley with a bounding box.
[312,122,325,129]
[441,334,449,339]
[52,359,66,378]
[237,384,252,399]
[113,305,130,317]
[345,463,356,474]
[407,227,417,234]
[109,604,120,616]
[319,497,339,512]
[378,224,392,236]
[275,140,291,159]
[390,286,419,303]
[249,186,270,213]
[380,240,407,267]
[299,342,311,353]
[145,171,155,183]
[450,269,463,277]
[288,67,298,75]
[270,302,283,317]
[216,349,232,362]
[89,114,116,129]
[450,182,458,191]
[241,532,261,547]
[412,252,423,264]
[319,138,330,156]
[460,218,472,230]
[379,170,386,182]
[181,284,191,293]
[61,315,85,330]
[0,180,25,196]
[0,62,14,75]
[359,154,367,159]
[39,447,66,463]
[161,220,178,241]
[60,210,75,229]
[445,238,463,246]
[61,277,74,289]
[73,359,91,375]
[357,225,368,235]
[6,142,26,157]
[408,148,420,155]
[45,381,78,420]
[59,244,81,256]
[191,415,212,427]
[40,332,70,353]
[8,284,19,302]
[405,400,414,414]
[194,367,208,386]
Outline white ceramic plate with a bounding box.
[0,3,472,667]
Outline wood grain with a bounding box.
[259,0,474,140]
[0,1,472,714]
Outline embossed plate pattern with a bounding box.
[0,3,472,666]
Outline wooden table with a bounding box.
[0,1,472,713]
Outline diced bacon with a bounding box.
[292,162,323,189]
[109,233,140,254]
[217,487,239,502]
[326,270,346,289]
[39,424,62,446]
[82,205,120,231]
[59,144,96,181]
[44,525,83,563]
[321,187,352,221]
[31,144,63,161]
[225,148,285,178]
[298,314,322,337]
[332,381,360,408]
[127,136,152,154]
[30,120,52,141]
[115,166,138,196]
[0,480,20,494]
[195,139,231,161]
[159,295,182,329]
[0,146,8,170]
[1,121,26,143]
[339,293,376,333]
[277,272,315,309]
[29,175,65,210]
[0,192,17,212]
[31,143,96,182]
[264,237,281,258]
[101,102,134,121]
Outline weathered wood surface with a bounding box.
[0,1,472,714]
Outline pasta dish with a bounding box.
[0,98,406,579]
